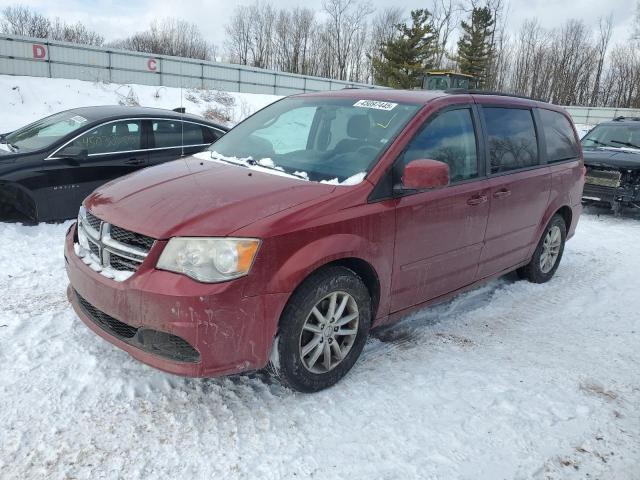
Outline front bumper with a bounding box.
[65,223,288,377]
[582,182,640,205]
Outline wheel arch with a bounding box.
[555,205,572,231]
[275,255,382,327]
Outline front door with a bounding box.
[43,119,148,218]
[391,106,490,312]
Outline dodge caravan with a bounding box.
[65,90,584,392]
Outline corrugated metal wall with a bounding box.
[3,34,640,124]
[563,106,640,125]
[0,34,382,94]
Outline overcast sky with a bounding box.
[1,0,635,50]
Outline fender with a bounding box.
[245,233,392,318]
[0,181,38,221]
[527,162,580,258]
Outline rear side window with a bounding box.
[69,120,142,155]
[539,109,579,162]
[401,108,478,182]
[483,108,538,174]
[153,120,205,148]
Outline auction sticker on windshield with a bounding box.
[70,115,88,124]
[353,100,397,111]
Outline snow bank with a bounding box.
[0,75,280,133]
[0,211,639,479]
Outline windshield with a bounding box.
[582,123,640,150]
[207,96,421,184]
[4,111,89,152]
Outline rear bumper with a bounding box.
[64,223,288,377]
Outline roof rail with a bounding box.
[613,116,640,121]
[443,88,544,102]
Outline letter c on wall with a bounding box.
[32,44,47,59]
[147,58,157,71]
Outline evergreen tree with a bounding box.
[456,6,495,87]
[372,9,436,89]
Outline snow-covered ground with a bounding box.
[0,75,279,133]
[0,209,639,479]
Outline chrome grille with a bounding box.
[76,209,155,281]
[110,225,155,250]
[85,211,102,231]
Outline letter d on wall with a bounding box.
[32,44,47,59]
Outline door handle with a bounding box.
[493,189,511,199]
[125,158,144,165]
[466,195,488,206]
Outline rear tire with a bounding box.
[517,214,567,283]
[270,266,371,393]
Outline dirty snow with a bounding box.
[0,75,280,132]
[0,209,639,479]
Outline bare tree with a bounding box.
[429,0,459,69]
[225,5,252,65]
[248,3,276,69]
[1,5,103,45]
[322,0,374,80]
[590,15,613,106]
[110,19,213,60]
[0,5,50,38]
[367,7,404,82]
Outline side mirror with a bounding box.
[401,159,450,190]
[58,145,88,165]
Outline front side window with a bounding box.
[208,97,421,184]
[483,107,538,174]
[582,123,640,150]
[539,109,579,162]
[400,108,478,182]
[67,120,142,155]
[153,120,205,148]
[5,111,90,152]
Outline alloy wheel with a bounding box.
[540,225,562,273]
[299,291,359,374]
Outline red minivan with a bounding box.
[65,90,584,392]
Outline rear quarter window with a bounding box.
[483,107,539,174]
[539,109,579,162]
[153,120,205,148]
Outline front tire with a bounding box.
[517,214,567,283]
[270,266,371,393]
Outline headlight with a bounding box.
[156,237,260,283]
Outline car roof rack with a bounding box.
[443,88,544,102]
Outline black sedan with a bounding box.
[581,117,640,214]
[0,106,227,222]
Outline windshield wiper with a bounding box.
[610,139,640,149]
[209,151,248,167]
[245,158,308,180]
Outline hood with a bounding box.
[85,156,336,239]
[583,147,640,170]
